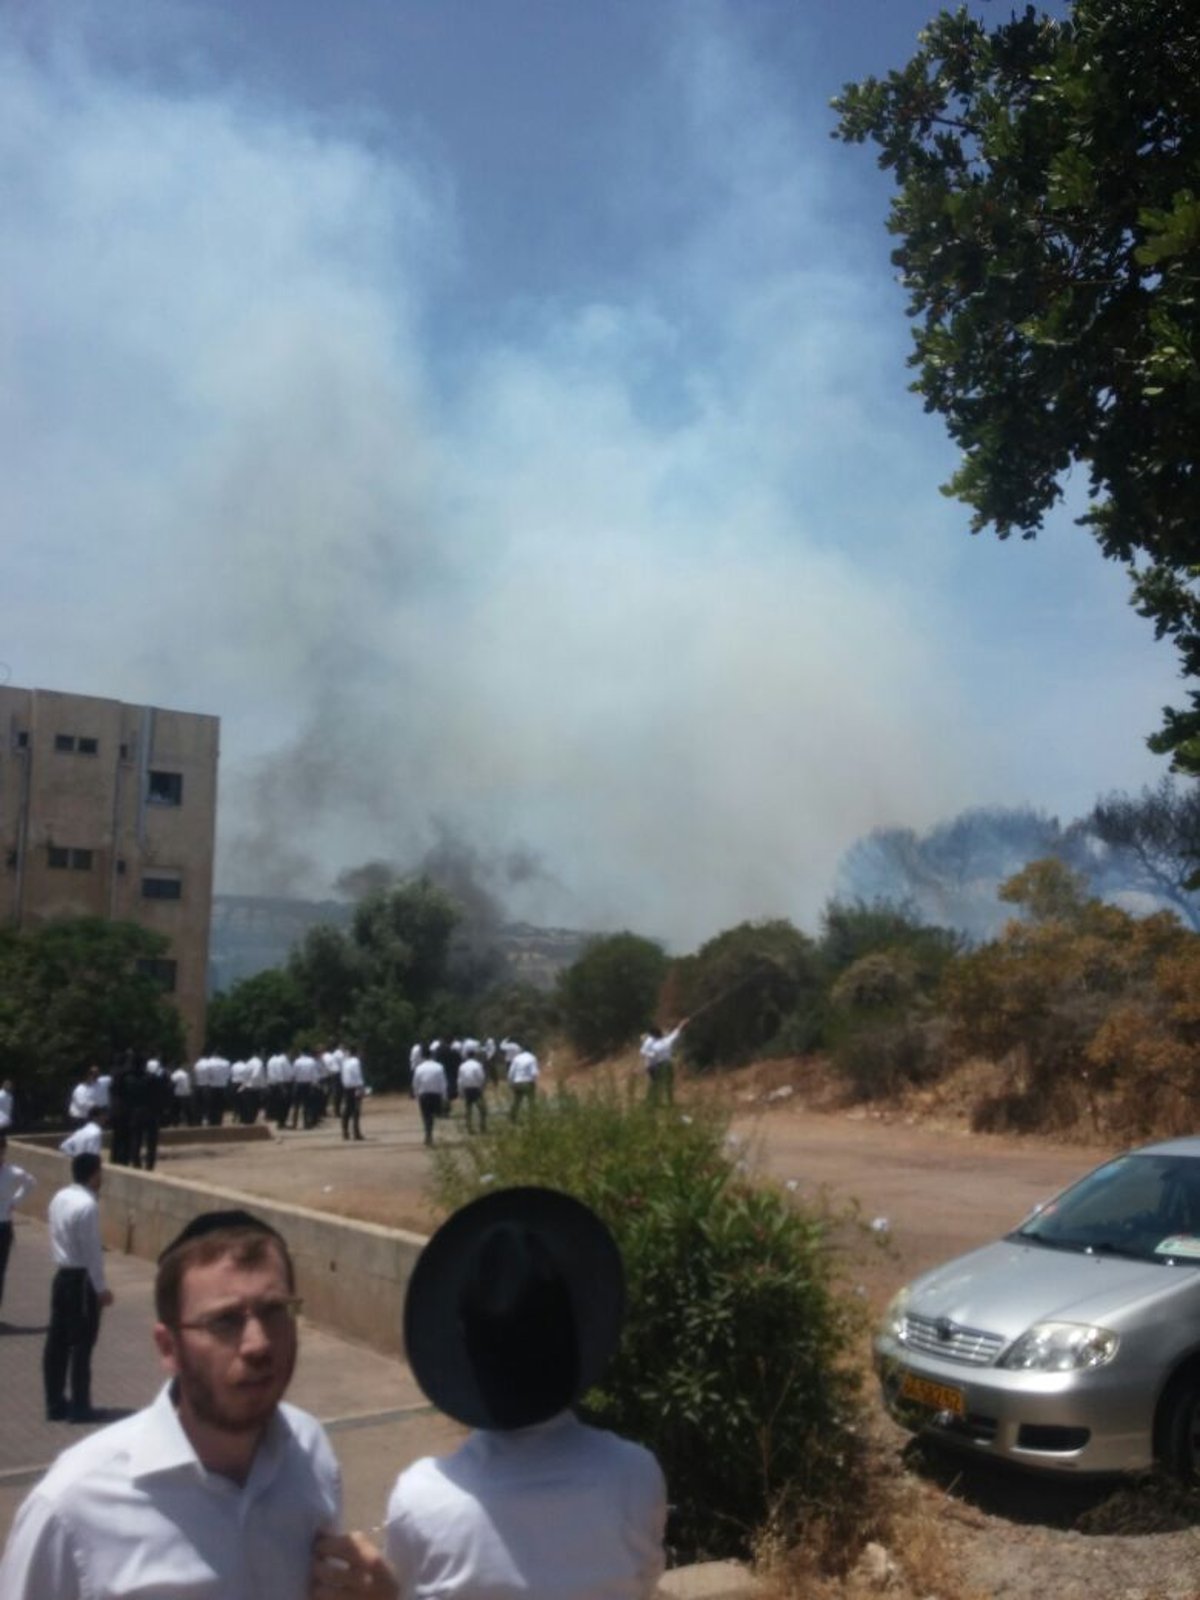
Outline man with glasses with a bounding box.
[1,1208,342,1597]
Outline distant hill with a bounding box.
[208,893,589,994]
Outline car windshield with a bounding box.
[1011,1153,1200,1264]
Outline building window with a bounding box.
[147,770,183,805]
[119,742,129,761]
[78,737,99,756]
[116,858,127,875]
[48,846,93,870]
[137,957,177,993]
[54,734,76,753]
[142,874,182,900]
[14,731,28,750]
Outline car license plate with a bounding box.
[899,1373,965,1416]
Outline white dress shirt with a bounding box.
[0,1384,342,1599]
[0,1085,12,1128]
[457,1058,486,1093]
[58,1121,103,1157]
[47,1182,107,1294]
[171,1067,193,1099]
[411,1060,447,1097]
[0,1160,36,1221]
[508,1050,539,1085]
[641,1026,684,1069]
[385,1410,666,1600]
[293,1053,318,1085]
[340,1054,364,1090]
[67,1082,94,1120]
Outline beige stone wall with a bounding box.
[9,1141,424,1356]
[0,686,218,1056]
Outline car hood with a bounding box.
[903,1239,1196,1337]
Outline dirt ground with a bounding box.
[155,1071,1200,1600]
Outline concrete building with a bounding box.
[0,685,219,1056]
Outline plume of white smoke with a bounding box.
[1,9,1173,949]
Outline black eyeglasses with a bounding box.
[176,1296,303,1343]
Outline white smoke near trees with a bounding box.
[1,9,1174,950]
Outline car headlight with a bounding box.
[880,1287,911,1342]
[999,1321,1119,1371]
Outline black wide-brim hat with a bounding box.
[404,1185,626,1430]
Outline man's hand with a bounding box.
[311,1531,398,1599]
[99,1290,115,1309]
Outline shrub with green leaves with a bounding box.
[429,1084,866,1563]
[557,931,667,1060]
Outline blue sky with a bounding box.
[0,0,1176,946]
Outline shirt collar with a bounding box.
[129,1384,294,1488]
[128,1384,209,1480]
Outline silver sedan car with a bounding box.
[876,1136,1200,1476]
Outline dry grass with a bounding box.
[750,1417,989,1600]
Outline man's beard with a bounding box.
[175,1345,296,1435]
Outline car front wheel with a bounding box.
[1157,1369,1200,1482]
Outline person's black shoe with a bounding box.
[45,1403,68,1421]
[67,1406,105,1424]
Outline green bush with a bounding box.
[429,1084,866,1564]
[672,920,824,1069]
[0,918,185,1120]
[557,932,668,1060]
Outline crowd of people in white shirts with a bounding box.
[176,1047,367,1137]
[407,1036,541,1145]
[29,1008,683,1167]
[55,1046,370,1152]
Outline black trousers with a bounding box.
[463,1087,487,1132]
[0,1220,12,1306]
[128,1114,159,1171]
[417,1092,443,1145]
[43,1267,99,1417]
[341,1088,363,1140]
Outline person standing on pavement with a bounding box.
[311,1186,667,1600]
[293,1049,319,1128]
[42,1152,113,1423]
[323,1045,345,1119]
[66,1068,97,1130]
[507,1046,540,1120]
[457,1051,488,1134]
[59,1118,104,1157]
[90,1068,112,1123]
[207,1051,232,1126]
[410,1053,447,1147]
[169,1062,195,1126]
[0,1132,36,1312]
[340,1049,366,1141]
[108,1053,133,1165]
[123,1056,163,1171]
[2,1208,343,1598]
